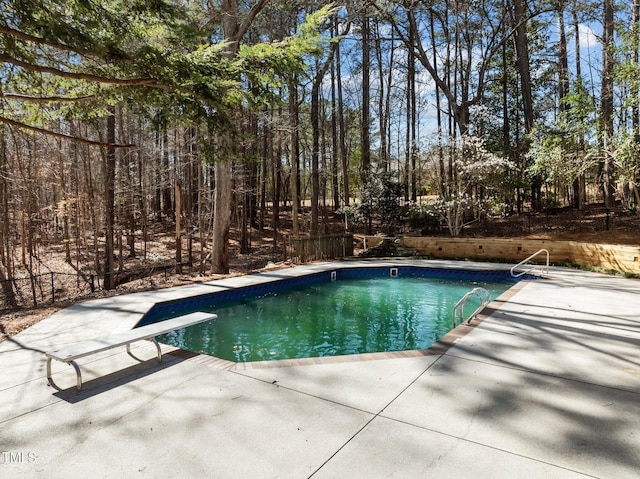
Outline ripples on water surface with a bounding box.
[159,277,511,362]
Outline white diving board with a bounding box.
[45,311,217,391]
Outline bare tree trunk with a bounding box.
[289,78,300,236]
[0,128,7,269]
[104,105,116,290]
[136,131,149,260]
[240,161,251,254]
[330,40,340,210]
[430,10,446,199]
[211,4,238,275]
[310,70,321,236]
[184,127,198,268]
[56,137,72,263]
[404,39,411,201]
[408,21,417,202]
[558,1,570,116]
[248,114,259,231]
[336,16,349,206]
[600,0,616,209]
[511,0,539,210]
[260,109,268,230]
[571,0,587,210]
[0,129,17,307]
[557,1,575,209]
[154,129,162,222]
[633,0,640,209]
[273,104,283,247]
[634,0,640,141]
[512,0,534,134]
[197,141,206,273]
[320,97,329,233]
[361,11,371,181]
[211,158,232,273]
[0,263,17,308]
[125,119,136,258]
[384,29,394,174]
[374,19,388,172]
[210,0,269,273]
[162,124,172,219]
[175,179,182,273]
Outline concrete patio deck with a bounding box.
[1,260,639,478]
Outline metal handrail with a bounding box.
[452,287,491,328]
[510,248,549,277]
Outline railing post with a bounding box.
[283,236,288,262]
[30,273,37,307]
[511,248,549,277]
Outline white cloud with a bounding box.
[579,23,599,49]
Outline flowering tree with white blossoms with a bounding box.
[435,135,515,236]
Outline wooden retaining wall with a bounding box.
[364,236,640,275]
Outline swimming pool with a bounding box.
[139,265,534,363]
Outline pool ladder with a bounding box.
[452,287,491,328]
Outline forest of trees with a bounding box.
[1,0,639,302]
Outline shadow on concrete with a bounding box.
[50,351,198,403]
[0,336,47,355]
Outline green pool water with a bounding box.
[157,276,511,362]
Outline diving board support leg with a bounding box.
[70,360,83,391]
[152,338,162,363]
[46,356,52,386]
[47,356,83,391]
[125,338,162,363]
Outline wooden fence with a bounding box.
[283,234,354,263]
[364,236,640,275]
